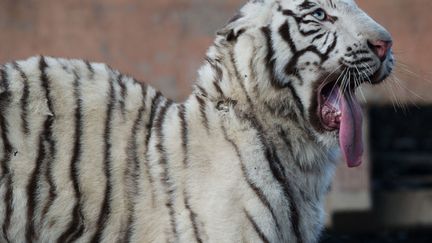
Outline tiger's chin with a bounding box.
[312,65,391,168]
[370,61,394,84]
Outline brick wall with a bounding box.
[1,0,430,102]
[0,0,242,100]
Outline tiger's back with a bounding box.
[0,56,165,242]
[0,56,279,243]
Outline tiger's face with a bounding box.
[245,0,394,167]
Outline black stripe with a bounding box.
[279,21,304,81]
[12,62,30,135]
[228,49,254,107]
[124,84,148,243]
[178,104,188,166]
[179,103,203,243]
[327,15,338,24]
[311,32,326,43]
[41,67,78,223]
[144,92,163,206]
[195,95,209,132]
[344,49,369,57]
[287,84,305,118]
[226,28,245,42]
[39,57,56,121]
[281,9,295,16]
[213,81,224,97]
[280,19,336,64]
[155,101,178,242]
[56,68,86,243]
[324,33,338,57]
[263,24,302,93]
[278,128,294,159]
[299,0,316,11]
[268,31,307,117]
[145,92,162,147]
[322,32,330,48]
[40,60,59,222]
[140,83,148,115]
[26,119,49,242]
[0,65,13,243]
[85,60,95,80]
[300,28,321,36]
[0,65,10,91]
[221,123,282,240]
[268,150,302,243]
[344,57,373,66]
[91,77,116,243]
[247,116,303,243]
[300,19,319,25]
[0,65,12,179]
[205,57,223,83]
[183,190,203,243]
[245,209,270,243]
[261,26,284,89]
[27,57,57,242]
[328,0,336,9]
[1,177,12,243]
[42,63,68,221]
[196,85,208,97]
[279,21,298,53]
[117,74,127,117]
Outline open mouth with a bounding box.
[314,49,393,167]
[317,80,363,168]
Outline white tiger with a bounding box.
[0,0,393,242]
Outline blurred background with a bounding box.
[0,0,431,242]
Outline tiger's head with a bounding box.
[218,0,394,167]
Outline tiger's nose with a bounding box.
[368,39,393,61]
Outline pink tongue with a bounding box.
[339,92,364,167]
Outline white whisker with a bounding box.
[353,66,367,103]
[391,74,425,101]
[395,62,432,85]
[332,68,348,105]
[325,67,347,105]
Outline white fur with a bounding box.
[0,0,394,242]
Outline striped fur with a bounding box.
[0,0,394,242]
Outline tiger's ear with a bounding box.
[217,0,270,41]
[217,28,246,42]
[216,13,246,42]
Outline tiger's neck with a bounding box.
[194,32,338,170]
[186,33,338,242]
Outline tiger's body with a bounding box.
[0,0,394,242]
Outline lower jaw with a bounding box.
[366,63,390,85]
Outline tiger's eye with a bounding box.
[312,8,327,21]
